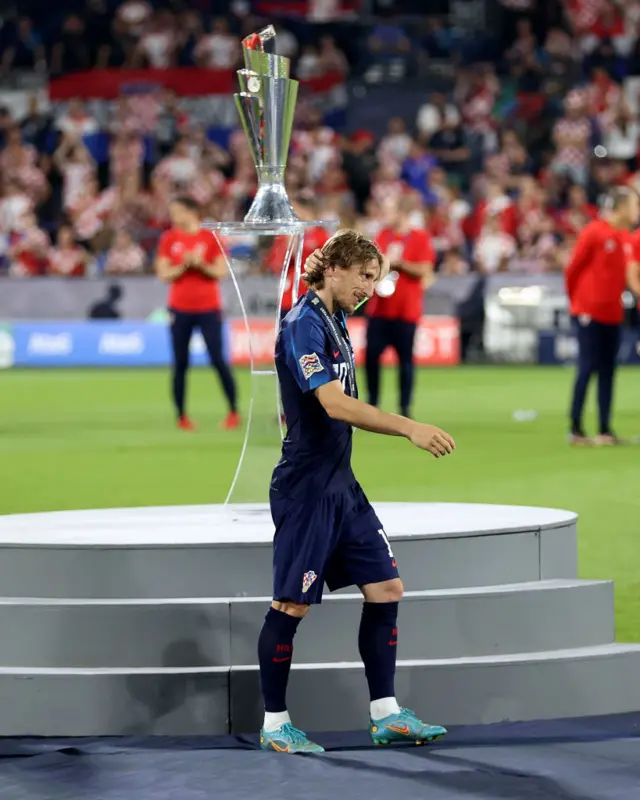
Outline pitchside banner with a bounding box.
[538,329,640,365]
[0,317,459,369]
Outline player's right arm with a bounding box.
[315,381,455,458]
[564,223,598,298]
[154,233,187,282]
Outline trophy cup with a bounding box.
[235,25,298,224]
[203,25,338,506]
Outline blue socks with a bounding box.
[258,607,302,713]
[358,601,399,702]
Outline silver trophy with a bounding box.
[203,25,338,507]
[235,25,298,224]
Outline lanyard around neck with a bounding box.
[307,291,357,398]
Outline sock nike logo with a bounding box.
[388,640,398,646]
[272,656,292,663]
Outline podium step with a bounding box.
[231,644,640,733]
[1,644,639,735]
[0,580,612,667]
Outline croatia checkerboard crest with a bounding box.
[302,570,317,593]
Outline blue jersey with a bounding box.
[270,291,356,500]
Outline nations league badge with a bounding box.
[0,324,15,369]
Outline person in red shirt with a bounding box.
[366,196,435,418]
[565,187,640,446]
[155,196,239,431]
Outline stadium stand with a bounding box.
[0,0,639,280]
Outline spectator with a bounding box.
[551,91,592,186]
[367,15,411,60]
[20,96,52,153]
[273,24,298,60]
[135,11,177,68]
[69,176,117,252]
[296,45,323,79]
[0,181,33,236]
[153,137,199,192]
[600,99,640,168]
[401,140,438,205]
[0,17,46,77]
[473,213,517,274]
[115,0,153,42]
[416,92,461,142]
[194,18,241,69]
[50,15,91,75]
[428,117,471,187]
[104,230,147,274]
[317,35,350,75]
[556,184,598,236]
[109,132,144,191]
[48,226,89,277]
[55,99,100,138]
[7,212,50,277]
[377,117,412,165]
[53,133,97,213]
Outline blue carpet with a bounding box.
[1,714,639,800]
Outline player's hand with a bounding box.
[303,248,325,277]
[408,422,456,458]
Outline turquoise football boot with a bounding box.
[369,708,447,746]
[260,723,325,754]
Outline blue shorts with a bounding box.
[270,483,400,605]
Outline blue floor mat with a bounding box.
[1,714,639,800]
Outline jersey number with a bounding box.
[333,362,348,392]
[378,528,394,559]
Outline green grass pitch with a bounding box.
[1,365,639,641]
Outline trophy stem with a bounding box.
[245,165,297,224]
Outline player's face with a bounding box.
[331,259,379,314]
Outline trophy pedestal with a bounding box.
[244,166,297,225]
[203,220,337,505]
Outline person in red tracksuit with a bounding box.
[565,187,640,446]
[155,196,239,432]
[366,196,435,419]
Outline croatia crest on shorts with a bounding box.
[299,353,323,379]
[302,570,317,593]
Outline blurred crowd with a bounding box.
[1,0,640,278]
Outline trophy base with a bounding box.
[243,181,298,226]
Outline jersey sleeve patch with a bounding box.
[298,352,324,379]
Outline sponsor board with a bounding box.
[538,330,640,365]
[9,317,459,368]
[0,325,15,369]
[227,316,460,367]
